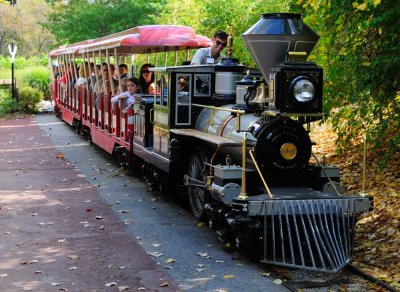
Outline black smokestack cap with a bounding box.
[242,13,319,82]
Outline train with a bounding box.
[49,13,372,272]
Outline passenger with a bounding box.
[75,62,90,89]
[111,77,142,109]
[119,64,129,79]
[138,63,155,94]
[115,77,128,95]
[177,78,187,92]
[190,30,228,65]
[89,64,101,91]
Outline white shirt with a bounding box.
[111,91,136,109]
[190,47,225,65]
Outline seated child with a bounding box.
[111,77,142,109]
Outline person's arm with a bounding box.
[111,91,128,104]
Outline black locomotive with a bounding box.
[50,13,372,272]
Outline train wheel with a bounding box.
[187,151,209,220]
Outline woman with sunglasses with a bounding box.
[190,30,228,65]
[139,63,155,94]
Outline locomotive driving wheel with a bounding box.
[187,151,210,219]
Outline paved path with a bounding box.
[0,116,179,291]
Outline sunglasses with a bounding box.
[141,70,150,74]
[216,40,227,47]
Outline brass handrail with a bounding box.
[192,103,245,132]
[238,135,248,200]
[249,148,273,199]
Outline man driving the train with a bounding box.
[190,30,228,65]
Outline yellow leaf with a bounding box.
[223,274,235,279]
[55,153,64,159]
[356,2,368,10]
[165,258,175,263]
[373,0,381,6]
[378,27,383,35]
[362,62,371,67]
[197,222,205,228]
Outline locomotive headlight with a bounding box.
[290,76,315,103]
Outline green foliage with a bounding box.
[291,0,400,168]
[45,0,167,44]
[18,66,51,100]
[18,86,44,113]
[0,89,19,117]
[157,0,290,67]
[0,55,49,69]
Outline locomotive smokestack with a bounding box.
[242,13,319,82]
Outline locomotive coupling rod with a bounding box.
[249,149,273,199]
[312,153,342,197]
[183,175,208,188]
[238,135,248,200]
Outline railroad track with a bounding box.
[259,264,399,292]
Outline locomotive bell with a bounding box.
[235,72,254,105]
[242,13,319,83]
[251,81,268,105]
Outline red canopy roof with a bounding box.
[50,25,211,57]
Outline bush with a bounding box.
[0,54,49,69]
[0,89,19,117]
[18,67,51,100]
[18,86,43,113]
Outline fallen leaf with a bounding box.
[50,283,62,286]
[0,274,7,278]
[223,274,235,279]
[159,282,168,287]
[95,216,103,220]
[118,286,129,291]
[148,252,163,257]
[69,266,78,270]
[67,255,80,260]
[105,282,117,287]
[118,266,126,269]
[273,279,283,285]
[23,287,32,291]
[34,271,44,274]
[152,243,162,247]
[261,272,270,277]
[138,288,146,290]
[197,222,204,228]
[56,153,65,159]
[197,252,212,259]
[165,258,175,263]
[58,239,67,244]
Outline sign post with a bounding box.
[8,43,17,100]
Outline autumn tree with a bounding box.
[0,0,55,57]
[291,0,400,167]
